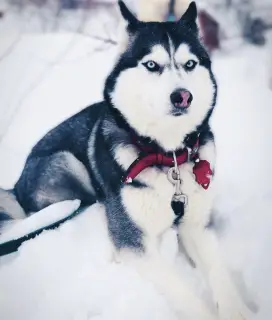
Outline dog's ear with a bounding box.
[117,1,139,54]
[178,2,198,33]
[118,1,139,27]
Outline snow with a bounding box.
[1,5,272,319]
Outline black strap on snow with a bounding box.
[0,207,84,257]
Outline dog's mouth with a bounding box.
[170,107,189,116]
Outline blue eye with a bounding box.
[143,60,160,72]
[184,60,197,71]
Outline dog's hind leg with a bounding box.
[118,247,217,320]
[15,151,96,214]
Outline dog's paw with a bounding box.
[217,301,253,320]
[214,285,254,320]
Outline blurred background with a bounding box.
[1,0,271,186]
[1,1,272,319]
[0,0,271,147]
[0,0,272,145]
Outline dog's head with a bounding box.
[104,1,217,151]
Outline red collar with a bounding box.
[123,134,213,189]
[123,151,189,184]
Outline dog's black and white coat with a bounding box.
[0,2,253,319]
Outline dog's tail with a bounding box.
[0,188,26,232]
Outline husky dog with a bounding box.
[0,2,252,319]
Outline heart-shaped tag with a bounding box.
[193,160,213,189]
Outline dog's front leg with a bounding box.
[112,154,216,319]
[180,224,253,320]
[179,161,253,320]
[117,246,217,320]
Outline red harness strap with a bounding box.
[123,136,212,189]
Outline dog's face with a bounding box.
[105,1,217,151]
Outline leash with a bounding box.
[0,207,84,257]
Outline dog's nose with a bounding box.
[170,89,193,108]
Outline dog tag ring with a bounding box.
[167,159,187,205]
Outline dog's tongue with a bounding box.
[181,91,190,107]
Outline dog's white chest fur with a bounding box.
[115,144,211,237]
[115,145,175,236]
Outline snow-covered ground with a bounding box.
[1,3,272,319]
